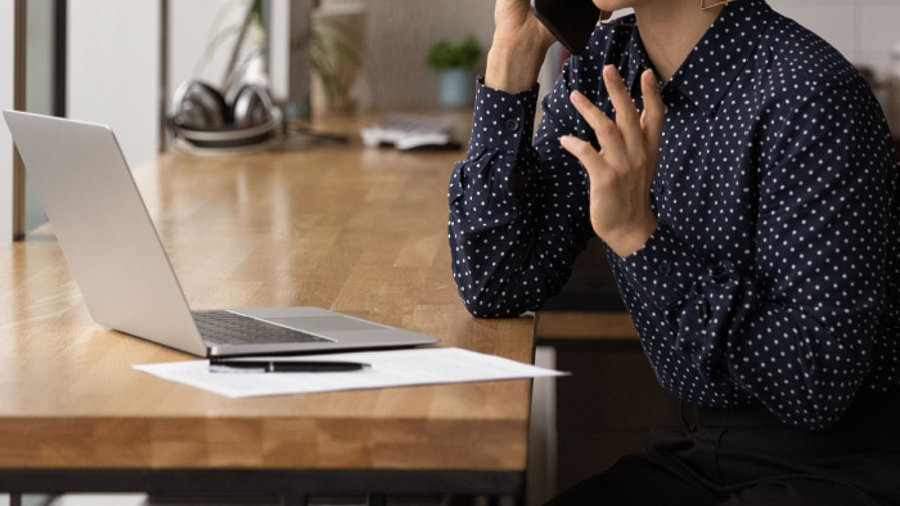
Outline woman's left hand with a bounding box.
[560,65,666,259]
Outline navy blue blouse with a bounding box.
[448,0,899,430]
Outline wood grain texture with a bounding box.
[534,311,639,341]
[0,114,534,470]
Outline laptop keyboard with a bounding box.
[192,310,330,346]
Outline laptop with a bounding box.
[3,110,439,358]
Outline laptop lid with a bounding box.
[4,110,207,356]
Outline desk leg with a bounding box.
[9,493,20,506]
[528,346,558,506]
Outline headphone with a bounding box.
[170,79,281,151]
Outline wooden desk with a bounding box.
[535,311,638,342]
[0,118,534,500]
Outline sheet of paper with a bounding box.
[133,347,566,398]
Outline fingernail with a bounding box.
[570,90,586,104]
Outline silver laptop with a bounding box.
[4,110,438,358]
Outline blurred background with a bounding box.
[3,0,899,236]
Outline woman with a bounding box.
[448,0,899,504]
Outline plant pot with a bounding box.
[439,68,474,108]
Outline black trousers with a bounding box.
[545,388,900,506]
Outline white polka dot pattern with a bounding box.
[447,0,899,430]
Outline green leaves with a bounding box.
[427,36,482,70]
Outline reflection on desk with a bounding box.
[0,114,533,481]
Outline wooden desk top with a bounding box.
[535,311,638,341]
[0,117,534,471]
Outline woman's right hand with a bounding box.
[485,0,557,93]
[492,0,555,53]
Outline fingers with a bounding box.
[602,65,643,153]
[566,66,666,179]
[569,90,627,163]
[639,69,665,155]
[559,135,602,174]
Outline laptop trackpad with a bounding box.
[268,316,390,333]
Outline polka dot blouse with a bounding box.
[448,0,899,430]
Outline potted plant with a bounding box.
[192,0,366,116]
[427,36,481,108]
[311,1,367,113]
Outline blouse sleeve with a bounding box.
[448,62,595,318]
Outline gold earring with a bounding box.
[700,0,737,9]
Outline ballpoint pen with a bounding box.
[209,360,371,373]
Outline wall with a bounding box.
[0,0,14,247]
[167,0,495,114]
[768,0,900,80]
[70,0,299,161]
[60,1,900,162]
[23,0,53,233]
[25,0,53,116]
[352,0,900,110]
[67,0,159,169]
[168,1,268,104]
[351,0,495,110]
[72,0,496,144]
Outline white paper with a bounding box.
[133,347,566,398]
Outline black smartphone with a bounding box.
[530,0,602,55]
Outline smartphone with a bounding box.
[530,0,603,55]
